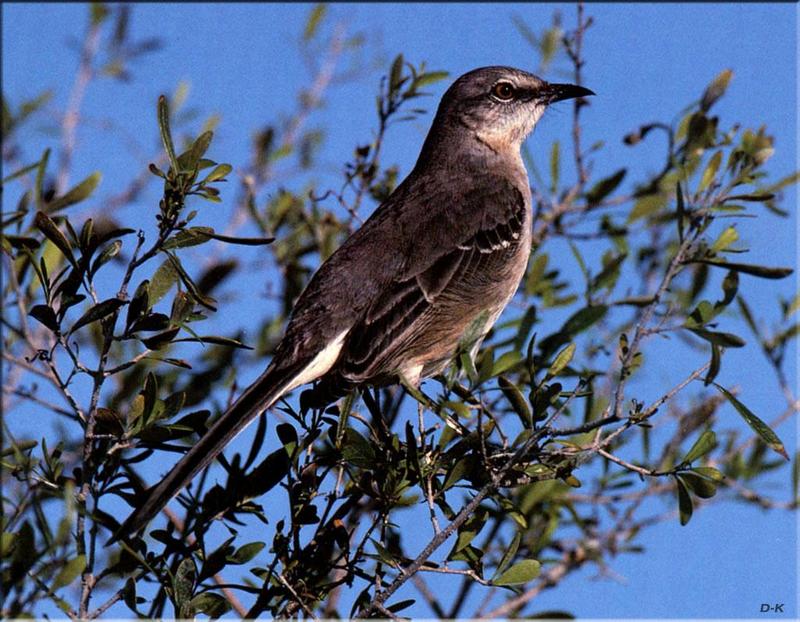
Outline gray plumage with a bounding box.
[114,66,593,540]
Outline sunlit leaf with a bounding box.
[682,430,717,464]
[492,559,540,586]
[52,555,85,590]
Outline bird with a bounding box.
[114,66,593,541]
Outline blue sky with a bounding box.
[2,2,798,619]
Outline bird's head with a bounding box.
[432,66,594,155]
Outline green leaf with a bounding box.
[563,304,608,335]
[491,350,522,377]
[492,559,541,586]
[710,225,738,253]
[549,141,560,194]
[389,54,404,93]
[547,343,575,379]
[69,298,125,334]
[341,428,376,469]
[228,541,265,564]
[714,384,789,460]
[691,258,793,280]
[691,466,725,482]
[52,554,85,590]
[698,150,722,193]
[162,226,214,250]
[202,163,232,183]
[680,472,718,499]
[413,71,449,88]
[586,168,626,206]
[190,592,230,618]
[499,377,532,428]
[165,251,217,310]
[442,456,474,491]
[178,131,213,173]
[46,172,102,212]
[34,212,77,268]
[149,259,178,306]
[492,532,522,581]
[173,557,196,618]
[682,430,717,464]
[675,475,693,525]
[157,95,179,173]
[451,510,486,555]
[700,68,733,111]
[303,4,327,40]
[591,252,627,292]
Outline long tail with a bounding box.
[111,362,301,542]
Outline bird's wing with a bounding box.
[340,180,528,381]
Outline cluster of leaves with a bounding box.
[2,4,797,620]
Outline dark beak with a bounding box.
[542,82,595,104]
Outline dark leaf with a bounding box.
[675,475,693,525]
[387,599,416,613]
[34,211,77,267]
[190,593,230,618]
[341,428,376,469]
[171,335,252,349]
[89,239,122,278]
[704,342,721,386]
[691,258,793,280]
[585,168,626,205]
[687,327,745,348]
[125,280,150,332]
[141,327,180,349]
[204,231,274,246]
[69,298,125,334]
[680,472,717,499]
[29,304,59,332]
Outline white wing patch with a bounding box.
[281,329,349,395]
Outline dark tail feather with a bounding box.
[110,363,299,543]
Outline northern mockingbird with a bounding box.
[116,66,593,539]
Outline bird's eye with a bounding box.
[491,82,516,101]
